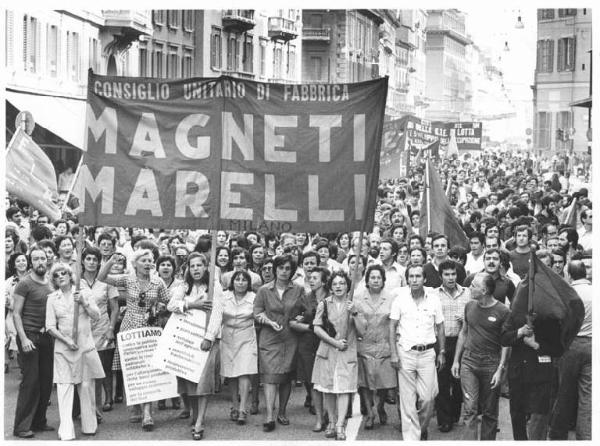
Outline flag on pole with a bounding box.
[420,159,468,248]
[511,251,585,357]
[446,129,459,158]
[6,127,61,220]
[559,195,578,227]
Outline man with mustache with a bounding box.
[11,247,55,438]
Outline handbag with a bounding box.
[321,300,337,339]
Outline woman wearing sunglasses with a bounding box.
[45,263,104,440]
[98,249,170,431]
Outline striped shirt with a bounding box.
[435,284,471,337]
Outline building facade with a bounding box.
[532,8,592,154]
[5,9,151,169]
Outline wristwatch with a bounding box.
[351,311,358,316]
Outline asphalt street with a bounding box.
[3,358,567,441]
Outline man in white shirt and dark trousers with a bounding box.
[434,261,471,433]
[451,272,510,440]
[389,264,445,441]
[549,260,592,440]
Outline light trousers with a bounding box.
[397,347,438,441]
[56,380,97,440]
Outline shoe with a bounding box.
[420,429,428,440]
[158,400,167,410]
[172,400,181,410]
[277,414,290,425]
[335,426,346,441]
[262,421,276,432]
[114,395,124,404]
[250,402,259,415]
[439,423,452,433]
[142,416,154,431]
[385,395,396,405]
[304,396,312,408]
[324,423,336,438]
[14,431,34,438]
[192,429,204,440]
[82,432,96,436]
[96,413,103,424]
[129,415,143,423]
[178,410,191,419]
[364,415,375,430]
[230,407,239,421]
[237,410,248,425]
[309,405,316,415]
[312,421,325,432]
[32,424,54,432]
[377,406,387,425]
[102,402,113,412]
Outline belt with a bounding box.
[411,343,436,352]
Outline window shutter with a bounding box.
[549,40,554,72]
[23,15,28,70]
[557,38,564,71]
[536,40,542,71]
[569,36,576,71]
[6,11,14,67]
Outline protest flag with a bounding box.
[420,158,468,248]
[559,195,578,227]
[511,251,585,357]
[446,130,459,158]
[5,127,61,220]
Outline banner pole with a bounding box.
[426,158,432,233]
[207,230,218,301]
[61,156,84,213]
[71,228,85,343]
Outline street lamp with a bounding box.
[515,15,524,29]
[504,41,510,52]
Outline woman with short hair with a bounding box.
[46,263,104,440]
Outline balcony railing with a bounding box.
[102,10,153,36]
[268,17,298,42]
[425,24,472,46]
[302,28,331,42]
[222,10,256,33]
[221,70,256,80]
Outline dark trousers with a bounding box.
[14,332,54,434]
[509,371,557,440]
[549,337,592,440]
[435,336,462,426]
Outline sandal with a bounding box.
[250,401,259,415]
[276,414,290,425]
[364,415,375,430]
[324,423,336,438]
[229,407,239,422]
[142,416,154,431]
[336,426,346,440]
[192,429,204,440]
[102,402,113,412]
[378,406,388,425]
[129,415,142,423]
[237,410,248,425]
[158,400,167,411]
[178,410,191,419]
[312,420,325,432]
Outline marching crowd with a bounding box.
[4,150,592,441]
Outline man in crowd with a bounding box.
[377,238,406,290]
[577,209,592,251]
[390,264,445,441]
[550,249,567,278]
[464,248,515,306]
[509,225,532,279]
[434,261,471,433]
[464,232,485,275]
[549,260,592,440]
[423,235,466,288]
[534,196,559,227]
[451,272,510,440]
[11,248,55,438]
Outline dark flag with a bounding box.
[511,251,585,357]
[419,159,468,248]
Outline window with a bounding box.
[536,112,551,148]
[538,9,555,20]
[557,37,576,71]
[47,24,58,76]
[211,27,222,69]
[66,31,80,81]
[182,48,192,78]
[139,45,148,76]
[259,38,267,77]
[227,34,238,71]
[183,11,194,31]
[242,35,253,72]
[273,44,283,78]
[310,14,323,28]
[167,46,178,78]
[536,39,554,73]
[89,38,100,73]
[23,15,39,73]
[153,44,164,78]
[558,9,577,18]
[6,11,14,67]
[153,10,166,26]
[288,45,296,78]
[556,111,572,148]
[311,56,322,81]
[168,10,180,28]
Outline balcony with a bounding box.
[221,70,256,80]
[302,28,331,43]
[268,17,298,42]
[425,24,472,46]
[102,10,152,37]
[222,10,256,33]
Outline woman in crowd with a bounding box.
[46,263,104,440]
[79,247,119,417]
[54,235,76,266]
[292,266,330,432]
[249,244,266,275]
[354,265,396,429]
[97,233,116,264]
[312,271,365,440]
[259,258,275,284]
[264,233,279,257]
[409,247,427,266]
[335,233,351,263]
[98,249,170,431]
[295,233,311,253]
[388,224,407,246]
[155,254,183,411]
[202,270,257,426]
[215,246,232,272]
[173,245,189,280]
[5,230,20,274]
[253,253,306,432]
[167,252,220,440]
[5,252,29,373]
[221,247,262,292]
[216,230,229,247]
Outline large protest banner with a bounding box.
[151,309,210,383]
[117,327,178,405]
[79,72,388,233]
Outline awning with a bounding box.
[569,96,592,108]
[5,89,86,149]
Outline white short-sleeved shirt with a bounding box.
[389,287,444,352]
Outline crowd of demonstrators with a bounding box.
[4,148,593,440]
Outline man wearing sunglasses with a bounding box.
[11,248,55,438]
